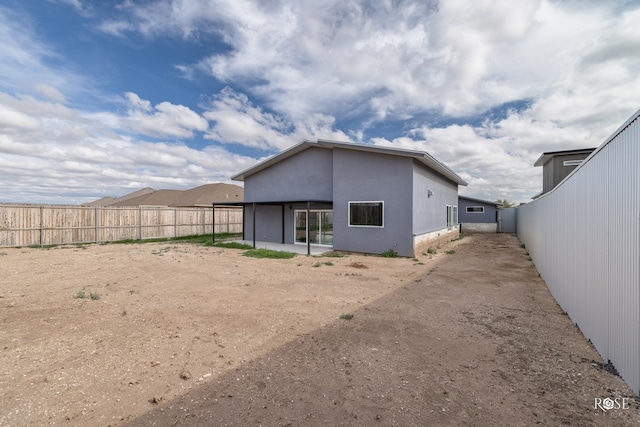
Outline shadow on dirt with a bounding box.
[123,234,638,427]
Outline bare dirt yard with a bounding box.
[1,234,638,426]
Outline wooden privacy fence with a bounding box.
[0,205,243,247]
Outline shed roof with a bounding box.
[232,139,467,186]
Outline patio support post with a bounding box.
[306,201,311,255]
[281,204,285,243]
[252,202,256,248]
[212,204,215,244]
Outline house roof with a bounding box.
[92,184,244,207]
[108,189,184,207]
[232,139,468,186]
[533,148,596,167]
[170,183,244,207]
[458,195,502,206]
[82,187,155,207]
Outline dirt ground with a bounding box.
[0,234,638,426]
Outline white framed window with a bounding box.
[446,205,458,229]
[563,160,583,167]
[349,201,384,227]
[466,206,484,213]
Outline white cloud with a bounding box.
[122,93,209,139]
[203,87,353,151]
[0,6,90,107]
[34,83,67,103]
[0,90,252,204]
[101,1,640,136]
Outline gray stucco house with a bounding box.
[458,195,501,233]
[228,139,467,257]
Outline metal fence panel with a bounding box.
[517,110,640,395]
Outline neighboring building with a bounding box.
[229,139,467,257]
[533,148,596,197]
[458,196,502,233]
[82,188,154,207]
[108,189,184,207]
[91,184,244,207]
[170,183,244,207]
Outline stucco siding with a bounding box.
[458,198,498,224]
[243,147,333,202]
[332,149,414,256]
[412,162,458,235]
[244,205,283,243]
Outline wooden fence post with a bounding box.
[95,207,98,243]
[39,205,44,247]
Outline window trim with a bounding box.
[348,201,384,228]
[466,206,485,214]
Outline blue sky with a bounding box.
[1,0,639,205]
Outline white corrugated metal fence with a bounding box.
[518,109,640,395]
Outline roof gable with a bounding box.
[232,139,467,186]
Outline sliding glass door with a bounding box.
[295,210,333,246]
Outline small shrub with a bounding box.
[89,292,100,300]
[324,261,333,266]
[121,310,128,316]
[312,262,322,268]
[339,313,354,320]
[445,249,456,255]
[74,290,85,299]
[520,243,526,249]
[426,247,437,254]
[381,249,398,258]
